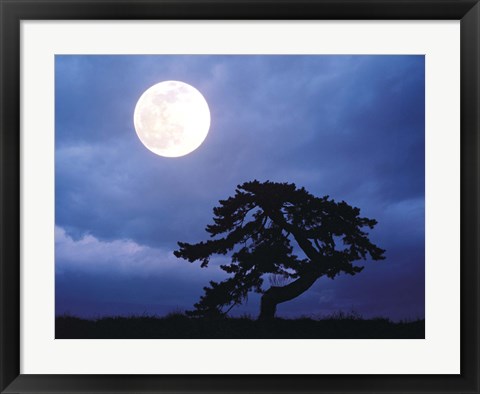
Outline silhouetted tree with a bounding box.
[174,180,385,319]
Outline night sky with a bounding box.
[55,55,424,320]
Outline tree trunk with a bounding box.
[259,273,320,319]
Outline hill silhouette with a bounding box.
[55,312,424,339]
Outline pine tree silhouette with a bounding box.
[174,180,385,319]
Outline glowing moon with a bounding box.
[133,81,210,157]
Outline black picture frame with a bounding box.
[1,0,479,393]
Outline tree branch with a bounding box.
[264,207,319,261]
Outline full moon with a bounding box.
[133,80,210,157]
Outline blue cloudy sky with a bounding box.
[55,55,424,320]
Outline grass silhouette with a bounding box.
[55,312,424,339]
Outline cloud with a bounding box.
[55,225,222,278]
[55,226,239,318]
[56,226,174,275]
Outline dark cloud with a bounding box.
[55,55,424,319]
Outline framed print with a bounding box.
[1,0,479,393]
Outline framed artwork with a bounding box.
[1,0,479,393]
